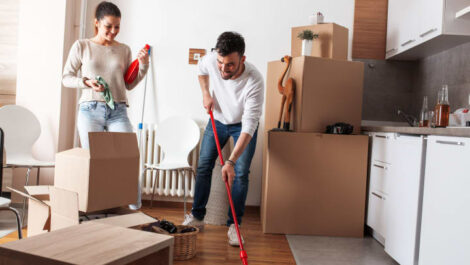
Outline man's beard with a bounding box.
[220,63,241,80]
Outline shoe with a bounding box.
[182,213,205,232]
[227,224,245,246]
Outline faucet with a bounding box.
[397,109,418,127]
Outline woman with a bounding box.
[62,1,149,149]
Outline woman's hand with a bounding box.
[85,79,105,92]
[137,47,149,65]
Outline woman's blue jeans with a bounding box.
[191,119,258,226]
[77,101,133,149]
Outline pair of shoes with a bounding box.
[182,213,205,232]
[227,224,244,246]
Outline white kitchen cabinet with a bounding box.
[419,136,470,265]
[367,133,425,265]
[386,0,470,60]
[385,134,425,265]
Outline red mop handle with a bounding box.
[209,111,248,265]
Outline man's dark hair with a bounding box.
[215,32,245,57]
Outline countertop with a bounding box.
[361,126,470,138]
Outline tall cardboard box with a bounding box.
[261,131,368,237]
[291,23,348,59]
[265,56,363,133]
[54,132,139,213]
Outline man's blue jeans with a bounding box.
[191,119,258,226]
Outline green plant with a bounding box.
[297,30,319,41]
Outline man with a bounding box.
[183,32,264,246]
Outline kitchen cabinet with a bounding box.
[386,0,470,60]
[367,133,425,265]
[419,136,470,265]
[384,134,425,265]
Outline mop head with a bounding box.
[95,76,115,110]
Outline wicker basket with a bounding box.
[172,225,199,260]
[135,223,199,261]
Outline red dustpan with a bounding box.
[209,110,248,265]
[124,44,150,84]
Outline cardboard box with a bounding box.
[291,23,349,59]
[265,56,364,133]
[261,131,368,237]
[9,186,156,237]
[54,132,139,213]
[0,222,174,265]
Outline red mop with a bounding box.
[209,110,248,265]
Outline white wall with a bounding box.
[81,0,356,206]
[12,0,78,202]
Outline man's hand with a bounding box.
[222,163,235,188]
[203,91,214,113]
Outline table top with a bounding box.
[0,222,173,265]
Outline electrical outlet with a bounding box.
[189,48,206,64]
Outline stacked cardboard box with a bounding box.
[261,23,369,236]
[10,132,150,237]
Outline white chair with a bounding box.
[143,117,200,215]
[0,105,55,221]
[0,128,22,239]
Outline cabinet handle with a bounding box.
[375,135,389,139]
[373,164,386,169]
[436,140,465,146]
[372,192,384,200]
[420,28,437,37]
[401,39,416,47]
[386,48,397,54]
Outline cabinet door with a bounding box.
[367,189,387,237]
[417,0,443,42]
[371,132,395,163]
[385,135,424,265]
[419,136,470,265]
[386,0,403,57]
[397,0,421,51]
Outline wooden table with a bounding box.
[0,222,174,265]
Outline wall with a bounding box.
[359,40,470,123]
[12,0,77,202]
[412,41,470,116]
[81,0,356,205]
[0,0,19,107]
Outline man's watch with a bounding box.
[225,159,236,167]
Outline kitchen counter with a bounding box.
[361,126,470,137]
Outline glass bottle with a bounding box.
[419,96,429,127]
[434,85,450,127]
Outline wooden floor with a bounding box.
[0,202,296,265]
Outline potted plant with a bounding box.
[297,30,319,56]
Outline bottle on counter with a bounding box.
[434,84,450,127]
[419,96,429,127]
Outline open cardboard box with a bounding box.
[54,132,139,213]
[9,186,156,237]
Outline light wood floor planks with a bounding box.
[0,202,296,265]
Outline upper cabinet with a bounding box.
[386,0,470,60]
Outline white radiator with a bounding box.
[138,123,203,199]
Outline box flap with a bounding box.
[24,185,50,196]
[89,132,139,159]
[89,212,157,228]
[49,186,79,231]
[8,186,50,206]
[27,199,51,237]
[56,147,90,159]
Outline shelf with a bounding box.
[455,6,470,19]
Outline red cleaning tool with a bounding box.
[124,44,150,84]
[209,110,248,265]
